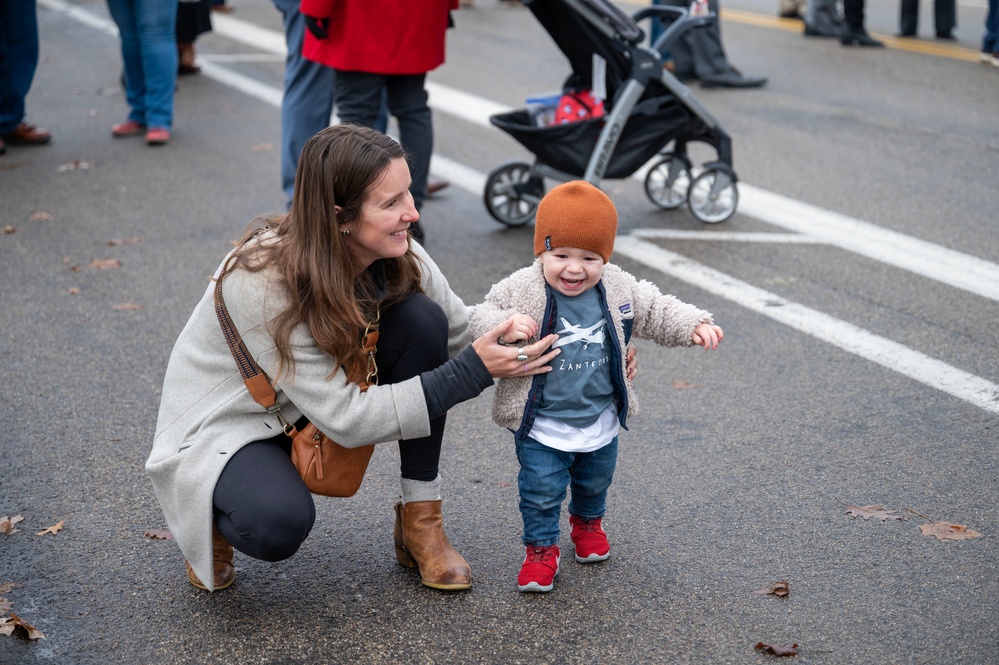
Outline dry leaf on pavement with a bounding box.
[106,235,143,246]
[30,212,53,221]
[143,529,174,540]
[0,613,46,640]
[36,521,64,536]
[755,642,799,656]
[0,516,24,537]
[111,302,142,311]
[87,258,122,270]
[908,510,982,541]
[835,497,902,521]
[753,580,789,597]
[671,380,700,389]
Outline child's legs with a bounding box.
[516,435,573,546]
[567,437,619,520]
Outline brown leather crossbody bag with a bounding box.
[213,272,376,497]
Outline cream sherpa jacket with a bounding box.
[146,241,470,590]
[468,260,712,436]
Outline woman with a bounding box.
[107,0,178,145]
[146,125,564,593]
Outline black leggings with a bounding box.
[213,292,451,562]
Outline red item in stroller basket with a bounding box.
[554,90,605,124]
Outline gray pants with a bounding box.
[334,70,433,211]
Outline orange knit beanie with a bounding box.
[534,181,618,263]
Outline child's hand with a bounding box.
[625,343,638,381]
[498,313,539,345]
[692,323,723,350]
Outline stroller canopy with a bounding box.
[527,0,647,104]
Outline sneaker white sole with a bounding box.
[518,580,555,592]
[575,550,611,563]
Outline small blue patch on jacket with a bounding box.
[619,303,633,317]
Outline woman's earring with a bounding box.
[340,228,350,237]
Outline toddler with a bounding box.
[469,181,723,592]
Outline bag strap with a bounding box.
[212,263,380,435]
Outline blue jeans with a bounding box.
[335,70,432,210]
[515,435,619,546]
[984,0,999,53]
[0,0,39,135]
[271,0,335,207]
[106,0,178,131]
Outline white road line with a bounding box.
[617,236,999,414]
[42,0,999,415]
[633,229,827,243]
[736,187,999,302]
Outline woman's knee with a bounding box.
[378,293,449,375]
[232,501,315,562]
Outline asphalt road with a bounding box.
[1,0,996,663]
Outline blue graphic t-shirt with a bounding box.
[536,287,614,428]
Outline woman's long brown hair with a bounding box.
[223,124,423,381]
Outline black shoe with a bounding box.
[700,70,767,88]
[779,10,803,19]
[841,29,884,46]
[804,23,843,37]
[895,30,917,37]
[935,31,956,40]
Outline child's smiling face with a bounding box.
[540,247,604,297]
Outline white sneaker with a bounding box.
[980,51,993,63]
[992,53,999,68]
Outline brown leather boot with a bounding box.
[185,523,235,591]
[393,500,471,590]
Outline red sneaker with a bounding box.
[570,515,610,563]
[145,128,171,145]
[517,544,560,593]
[112,120,146,137]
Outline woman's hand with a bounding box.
[626,343,638,381]
[473,317,560,378]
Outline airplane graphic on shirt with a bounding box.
[552,317,605,349]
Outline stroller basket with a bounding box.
[491,96,692,180]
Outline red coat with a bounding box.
[300,0,459,75]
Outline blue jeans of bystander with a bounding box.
[984,0,999,52]
[106,0,178,131]
[271,0,335,207]
[0,0,40,135]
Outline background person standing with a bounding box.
[898,0,956,38]
[300,0,460,245]
[0,0,52,155]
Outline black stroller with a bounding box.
[484,0,738,225]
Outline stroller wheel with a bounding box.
[644,154,691,210]
[688,169,738,224]
[484,161,544,227]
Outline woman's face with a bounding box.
[344,157,419,268]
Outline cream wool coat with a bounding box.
[468,260,712,433]
[146,242,471,590]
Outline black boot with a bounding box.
[841,29,884,46]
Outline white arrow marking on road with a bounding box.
[40,0,999,414]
